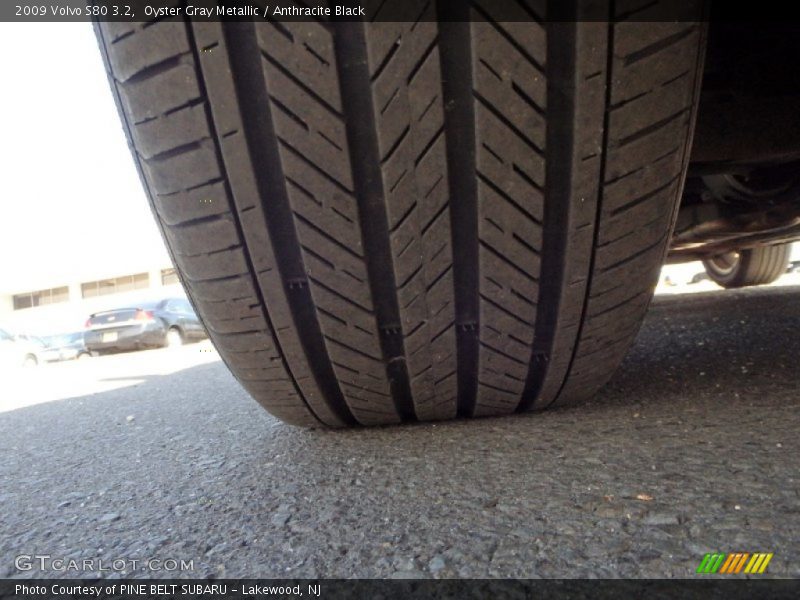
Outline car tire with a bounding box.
[703,244,791,289]
[96,7,706,427]
[166,328,184,348]
[22,355,38,368]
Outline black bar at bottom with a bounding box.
[1,579,799,600]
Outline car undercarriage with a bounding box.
[671,22,800,279]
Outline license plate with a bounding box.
[102,332,118,343]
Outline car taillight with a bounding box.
[135,310,154,321]
[84,319,92,329]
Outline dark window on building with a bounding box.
[80,273,150,299]
[12,286,70,310]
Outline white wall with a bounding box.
[0,23,171,298]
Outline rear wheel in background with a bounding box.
[703,244,791,288]
[166,328,184,348]
[96,5,706,427]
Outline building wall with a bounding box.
[0,295,13,315]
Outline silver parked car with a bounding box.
[0,328,42,368]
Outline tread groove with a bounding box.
[291,211,364,260]
[588,290,648,319]
[406,35,439,85]
[622,26,696,66]
[471,3,545,75]
[438,13,480,417]
[334,21,416,422]
[277,137,353,194]
[381,124,411,164]
[477,172,543,226]
[549,17,617,407]
[473,91,545,156]
[426,264,454,292]
[609,174,679,217]
[598,232,666,273]
[603,145,680,185]
[414,125,445,167]
[370,37,401,83]
[479,240,538,282]
[511,80,546,118]
[260,49,343,118]
[223,22,356,426]
[616,107,689,148]
[121,53,187,85]
[480,293,535,327]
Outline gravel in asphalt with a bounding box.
[1,286,798,579]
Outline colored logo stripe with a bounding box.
[697,553,726,574]
[719,553,749,574]
[744,553,774,574]
[697,552,773,574]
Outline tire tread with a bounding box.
[96,6,705,427]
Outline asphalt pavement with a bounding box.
[1,286,798,579]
